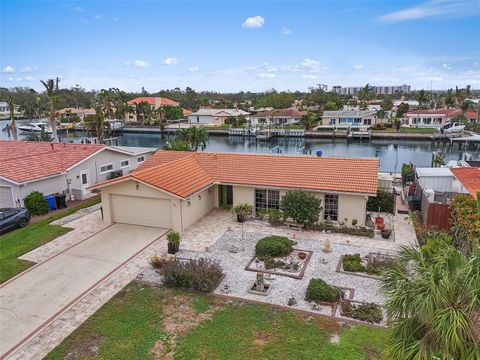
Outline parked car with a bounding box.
[0,208,31,234]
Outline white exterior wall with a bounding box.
[250,116,300,126]
[180,186,216,230]
[188,115,214,125]
[406,115,447,127]
[417,176,454,192]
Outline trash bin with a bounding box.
[44,195,56,211]
[55,194,67,209]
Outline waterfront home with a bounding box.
[187,109,250,126]
[250,108,306,127]
[0,140,156,208]
[90,151,378,231]
[320,109,382,126]
[403,109,478,127]
[58,108,96,121]
[126,97,180,122]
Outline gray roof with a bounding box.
[110,146,157,156]
[416,167,453,177]
[322,110,376,118]
[189,109,249,116]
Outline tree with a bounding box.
[6,94,18,140]
[40,77,60,142]
[460,99,474,118]
[396,102,409,118]
[24,125,52,142]
[449,194,480,256]
[358,84,374,110]
[300,111,317,130]
[280,191,322,226]
[455,85,471,106]
[444,89,456,109]
[381,96,393,112]
[172,127,207,151]
[415,89,431,110]
[164,105,183,120]
[431,152,445,167]
[163,139,190,151]
[382,245,480,360]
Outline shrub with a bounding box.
[367,191,395,213]
[255,236,293,257]
[305,278,343,303]
[23,191,49,215]
[311,223,374,238]
[340,301,383,323]
[267,209,284,226]
[401,163,414,185]
[342,254,364,272]
[161,258,223,292]
[232,203,252,222]
[167,231,181,245]
[420,231,453,260]
[280,191,322,226]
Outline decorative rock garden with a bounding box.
[141,230,397,326]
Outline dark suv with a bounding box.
[0,208,31,234]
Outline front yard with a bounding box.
[0,197,100,283]
[46,281,389,360]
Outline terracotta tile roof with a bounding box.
[0,140,105,183]
[126,97,179,106]
[451,167,480,200]
[255,108,306,118]
[98,151,379,198]
[405,109,478,118]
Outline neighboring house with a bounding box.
[126,97,180,122]
[91,151,379,232]
[0,101,22,120]
[404,109,478,127]
[188,109,250,125]
[451,167,480,200]
[250,108,306,127]
[0,140,156,208]
[321,109,380,126]
[392,99,419,107]
[57,108,96,120]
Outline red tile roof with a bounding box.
[451,167,480,200]
[97,151,379,198]
[126,97,179,106]
[405,109,478,118]
[0,140,105,183]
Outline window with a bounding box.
[324,194,339,221]
[137,156,145,163]
[99,163,113,174]
[120,159,130,168]
[197,116,200,123]
[255,189,280,211]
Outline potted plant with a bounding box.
[232,203,253,223]
[167,231,181,254]
[381,227,392,239]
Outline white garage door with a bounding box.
[0,186,14,208]
[111,194,172,228]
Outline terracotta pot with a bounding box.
[375,216,384,224]
[377,222,385,231]
[298,252,307,260]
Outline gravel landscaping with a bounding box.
[141,229,398,325]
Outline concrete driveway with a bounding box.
[0,224,167,358]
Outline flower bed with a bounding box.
[245,249,312,279]
[339,300,384,324]
[309,223,374,238]
[337,252,398,278]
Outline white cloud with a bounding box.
[280,27,292,35]
[162,57,178,65]
[474,62,479,66]
[302,74,318,80]
[257,73,276,79]
[188,66,200,72]
[442,63,451,70]
[94,15,103,20]
[7,77,14,81]
[2,65,15,73]
[242,15,265,29]
[132,60,151,68]
[354,64,365,70]
[23,76,34,81]
[377,0,480,23]
[299,59,322,73]
[20,66,33,72]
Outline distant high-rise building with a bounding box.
[332,84,411,95]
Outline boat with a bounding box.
[18,122,53,133]
[106,119,124,131]
[438,122,465,134]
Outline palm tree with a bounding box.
[444,89,456,109]
[189,126,207,151]
[460,99,474,119]
[358,84,374,110]
[382,245,480,360]
[431,152,445,167]
[24,126,52,142]
[40,77,60,142]
[6,94,18,140]
[416,89,431,110]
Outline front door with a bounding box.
[80,170,90,195]
[218,185,233,208]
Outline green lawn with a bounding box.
[0,197,100,283]
[46,282,389,360]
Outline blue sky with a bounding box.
[1,0,479,92]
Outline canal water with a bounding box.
[1,120,475,172]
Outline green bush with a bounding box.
[280,191,322,226]
[340,301,383,323]
[267,209,284,226]
[311,223,374,238]
[367,191,395,213]
[161,258,223,292]
[305,278,343,303]
[401,163,414,185]
[420,231,453,260]
[342,254,364,272]
[255,236,293,257]
[24,191,49,215]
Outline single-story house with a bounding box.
[187,109,250,126]
[91,151,379,232]
[57,108,96,120]
[404,109,478,127]
[321,109,382,126]
[0,140,156,208]
[126,97,180,122]
[250,108,306,127]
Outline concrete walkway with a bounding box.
[0,223,167,359]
